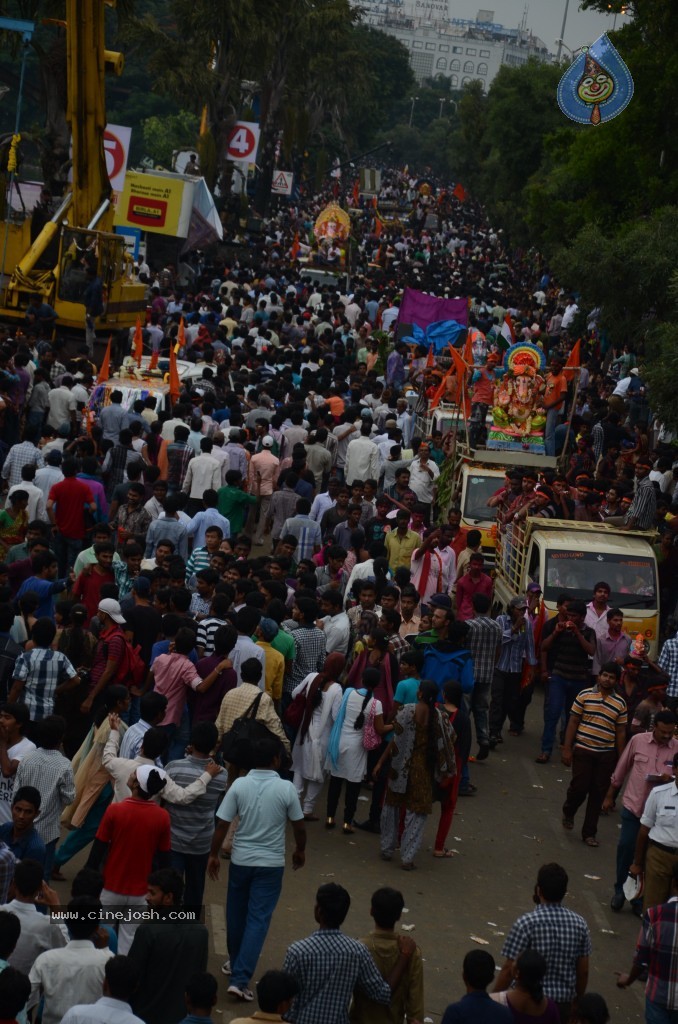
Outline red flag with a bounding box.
[290,232,300,260]
[352,179,360,206]
[563,339,581,382]
[169,339,181,404]
[97,334,112,385]
[133,316,143,367]
[453,183,467,202]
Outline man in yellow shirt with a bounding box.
[255,618,285,707]
[384,511,420,573]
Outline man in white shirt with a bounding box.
[34,452,63,503]
[61,955,145,1024]
[381,300,400,332]
[407,443,440,507]
[209,433,231,485]
[6,467,46,523]
[584,582,611,636]
[29,898,114,1024]
[4,859,65,975]
[345,423,380,486]
[561,298,579,330]
[318,591,350,656]
[46,376,77,433]
[181,438,221,511]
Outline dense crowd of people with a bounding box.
[0,168,673,1024]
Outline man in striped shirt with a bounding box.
[561,662,628,847]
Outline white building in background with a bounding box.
[357,5,551,87]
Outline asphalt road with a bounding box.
[52,692,647,1023]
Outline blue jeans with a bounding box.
[159,707,190,763]
[226,863,284,990]
[540,674,588,756]
[615,806,641,896]
[53,535,83,578]
[544,408,561,457]
[170,849,209,910]
[646,997,678,1024]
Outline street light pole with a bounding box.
[439,96,445,118]
[556,0,570,61]
[409,95,419,127]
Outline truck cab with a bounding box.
[493,519,660,656]
[457,463,505,562]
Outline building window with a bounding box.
[450,74,459,86]
[480,49,491,57]
[436,57,447,69]
[477,63,488,75]
[450,59,460,70]
[462,76,472,84]
[463,60,474,73]
[425,42,435,50]
[466,47,477,55]
[453,46,463,53]
[413,40,423,48]
[439,44,449,52]
[409,51,434,81]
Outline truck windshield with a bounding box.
[463,474,501,524]
[544,550,656,607]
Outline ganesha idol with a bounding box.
[487,344,547,454]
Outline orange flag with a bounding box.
[374,213,383,239]
[425,345,436,369]
[176,316,186,355]
[148,349,160,370]
[430,346,468,410]
[453,182,467,202]
[290,232,300,260]
[169,339,180,404]
[97,334,112,384]
[462,330,474,367]
[563,339,581,382]
[133,316,143,366]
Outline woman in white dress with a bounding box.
[325,668,388,834]
[291,653,345,821]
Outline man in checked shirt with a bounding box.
[494,863,591,1024]
[283,883,416,1024]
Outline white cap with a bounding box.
[261,436,274,448]
[135,764,168,794]
[98,598,125,624]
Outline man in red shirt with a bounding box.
[71,542,115,625]
[456,553,493,621]
[82,598,128,717]
[46,458,96,576]
[88,762,172,954]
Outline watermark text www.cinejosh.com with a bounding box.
[51,907,198,923]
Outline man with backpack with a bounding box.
[81,599,131,717]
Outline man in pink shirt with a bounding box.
[150,627,225,761]
[455,553,493,621]
[603,710,678,913]
[248,436,280,545]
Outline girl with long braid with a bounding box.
[325,667,388,833]
[374,678,456,870]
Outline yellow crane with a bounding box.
[0,0,144,333]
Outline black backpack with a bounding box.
[220,692,275,770]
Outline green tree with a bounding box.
[141,109,199,169]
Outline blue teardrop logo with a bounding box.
[557,33,634,125]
